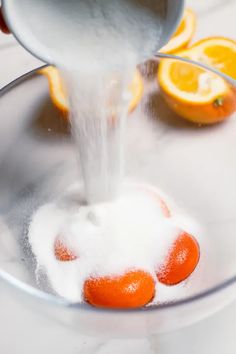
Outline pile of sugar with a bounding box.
[29,182,201,303]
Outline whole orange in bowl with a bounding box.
[157,232,200,286]
[84,270,155,309]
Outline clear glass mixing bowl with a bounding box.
[0,54,236,337]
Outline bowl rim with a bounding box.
[0,53,236,314]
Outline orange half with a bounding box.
[182,37,236,80]
[160,8,196,54]
[158,37,236,124]
[158,58,229,104]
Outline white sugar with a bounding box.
[29,182,201,303]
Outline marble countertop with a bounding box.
[0,1,236,353]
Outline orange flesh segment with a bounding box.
[158,232,200,286]
[202,44,236,79]
[159,37,236,104]
[169,63,204,93]
[84,270,155,309]
[54,238,77,262]
[159,58,228,105]
[180,37,236,79]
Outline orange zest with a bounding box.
[158,37,236,124]
[157,232,200,286]
[160,9,196,54]
[84,270,155,309]
[54,237,77,262]
[39,66,143,115]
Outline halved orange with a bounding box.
[158,37,236,124]
[39,66,143,116]
[182,37,236,79]
[160,8,196,54]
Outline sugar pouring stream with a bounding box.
[2,0,184,204]
[2,0,184,205]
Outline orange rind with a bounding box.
[39,66,143,116]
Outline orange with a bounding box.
[160,9,196,54]
[157,232,200,286]
[84,270,155,309]
[158,37,236,124]
[187,37,236,79]
[39,66,143,116]
[54,237,77,262]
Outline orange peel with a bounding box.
[39,66,143,115]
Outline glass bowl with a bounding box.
[0,54,236,337]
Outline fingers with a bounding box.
[0,7,10,34]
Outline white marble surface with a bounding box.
[0,1,236,353]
